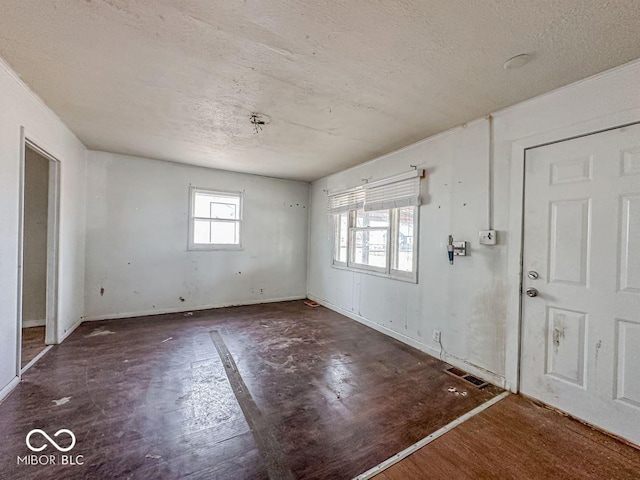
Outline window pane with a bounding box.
[334,212,348,263]
[194,193,214,218]
[210,221,239,244]
[194,219,212,244]
[194,192,240,219]
[395,207,415,272]
[210,199,239,220]
[355,209,389,228]
[352,228,387,268]
[193,219,240,245]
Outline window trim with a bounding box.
[332,206,419,283]
[391,207,420,279]
[188,186,244,251]
[333,211,349,267]
[348,222,389,274]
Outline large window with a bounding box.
[189,188,242,250]
[332,206,418,281]
[329,171,422,282]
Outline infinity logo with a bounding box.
[26,429,76,452]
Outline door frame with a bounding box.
[504,109,640,393]
[16,128,62,376]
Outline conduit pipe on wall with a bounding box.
[486,115,493,229]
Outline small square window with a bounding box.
[189,188,242,250]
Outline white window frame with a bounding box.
[332,206,419,283]
[188,187,243,251]
[333,211,349,266]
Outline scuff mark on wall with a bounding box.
[469,280,507,376]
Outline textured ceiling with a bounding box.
[2,1,640,181]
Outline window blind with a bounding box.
[327,188,365,213]
[327,169,423,213]
[363,176,421,211]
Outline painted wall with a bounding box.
[83,152,309,320]
[0,59,87,396]
[308,119,506,385]
[308,59,640,389]
[22,148,49,325]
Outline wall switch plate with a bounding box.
[432,330,441,343]
[479,230,497,245]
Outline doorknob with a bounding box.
[525,287,538,297]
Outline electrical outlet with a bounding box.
[432,330,441,343]
[479,229,497,245]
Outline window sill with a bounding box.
[331,263,418,284]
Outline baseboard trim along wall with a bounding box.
[0,376,20,404]
[22,319,45,328]
[307,294,506,389]
[59,318,84,343]
[82,295,308,322]
[20,345,53,375]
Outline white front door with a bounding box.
[521,123,640,446]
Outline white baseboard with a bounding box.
[0,376,20,404]
[58,318,83,343]
[307,294,506,389]
[22,319,45,328]
[82,295,307,322]
[21,345,53,374]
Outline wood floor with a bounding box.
[0,301,501,479]
[21,326,46,368]
[376,394,640,480]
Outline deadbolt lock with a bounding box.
[527,271,539,280]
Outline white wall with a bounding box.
[84,152,309,320]
[308,59,640,389]
[22,148,49,325]
[0,59,87,396]
[308,119,506,385]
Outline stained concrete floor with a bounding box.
[0,301,500,479]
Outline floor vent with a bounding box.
[445,366,489,389]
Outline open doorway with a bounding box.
[19,141,60,371]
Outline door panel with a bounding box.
[521,123,640,446]
[622,147,640,176]
[620,195,640,293]
[616,318,640,408]
[545,306,587,387]
[548,199,591,286]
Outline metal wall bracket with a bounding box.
[452,241,467,256]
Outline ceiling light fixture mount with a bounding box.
[250,113,267,133]
[503,53,533,70]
